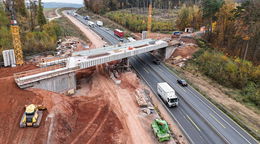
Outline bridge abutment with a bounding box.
[31,72,76,95]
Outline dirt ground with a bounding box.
[171,45,198,58]
[0,66,126,144]
[44,8,57,19]
[76,70,186,144]
[134,33,171,40]
[0,64,38,78]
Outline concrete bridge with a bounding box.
[14,39,178,94]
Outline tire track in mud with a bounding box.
[71,104,110,144]
[86,105,112,144]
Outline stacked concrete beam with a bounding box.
[2,49,16,67]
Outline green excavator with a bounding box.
[151,118,171,142]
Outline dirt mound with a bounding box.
[0,64,38,78]
[172,45,199,58]
[180,37,197,43]
[134,33,171,40]
[0,75,124,144]
[120,72,139,90]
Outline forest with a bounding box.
[84,0,259,107]
[84,0,259,64]
[0,0,61,61]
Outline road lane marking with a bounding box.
[186,115,201,131]
[143,67,149,73]
[186,88,252,144]
[210,113,226,128]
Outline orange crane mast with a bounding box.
[5,0,24,65]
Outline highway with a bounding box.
[68,11,259,144]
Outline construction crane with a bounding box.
[147,0,152,38]
[5,0,24,65]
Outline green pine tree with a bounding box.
[37,0,46,29]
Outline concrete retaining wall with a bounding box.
[155,46,177,60]
[165,46,177,59]
[32,72,76,94]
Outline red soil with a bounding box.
[0,66,125,144]
[172,45,199,58]
[0,64,38,78]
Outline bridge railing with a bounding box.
[14,65,79,86]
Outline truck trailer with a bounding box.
[114,29,124,38]
[88,21,95,27]
[157,82,178,107]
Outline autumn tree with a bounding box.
[212,1,236,51]
[175,4,202,30]
[232,0,260,62]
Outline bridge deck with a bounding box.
[14,39,168,87]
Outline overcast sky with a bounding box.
[42,0,83,4]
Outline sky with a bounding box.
[42,0,83,4]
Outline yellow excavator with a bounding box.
[19,104,47,128]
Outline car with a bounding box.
[172,31,182,36]
[119,38,124,42]
[153,58,161,65]
[84,16,90,20]
[177,79,188,86]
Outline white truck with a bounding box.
[96,21,103,27]
[88,21,95,27]
[157,82,178,107]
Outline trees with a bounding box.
[193,50,260,106]
[84,0,204,14]
[175,4,202,30]
[232,0,260,63]
[212,1,236,51]
[37,0,46,29]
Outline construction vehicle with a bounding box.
[4,0,24,65]
[20,104,47,128]
[151,118,171,142]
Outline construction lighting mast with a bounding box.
[147,0,152,38]
[5,0,24,65]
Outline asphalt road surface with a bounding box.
[69,11,259,144]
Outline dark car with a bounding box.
[177,79,188,86]
[153,59,161,65]
[84,16,90,20]
[119,38,124,42]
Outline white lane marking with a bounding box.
[186,114,201,131]
[131,60,195,144]
[186,88,252,144]
[161,64,255,143]
[143,67,149,73]
[210,113,226,128]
